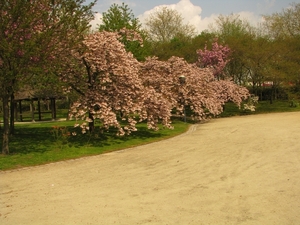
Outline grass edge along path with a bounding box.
[0,120,190,171]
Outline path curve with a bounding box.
[1,112,300,225]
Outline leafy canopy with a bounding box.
[99,2,141,32]
[144,7,196,42]
[98,2,149,61]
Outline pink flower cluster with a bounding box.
[197,39,231,80]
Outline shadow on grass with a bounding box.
[69,126,166,149]
[9,126,53,154]
[3,124,166,155]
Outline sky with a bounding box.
[86,0,296,33]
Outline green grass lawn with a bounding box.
[0,119,189,170]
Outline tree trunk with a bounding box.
[2,95,10,154]
[270,85,275,104]
[10,93,15,135]
[19,100,23,122]
[30,100,35,122]
[47,100,50,111]
[38,100,42,121]
[14,101,18,122]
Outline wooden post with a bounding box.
[30,99,35,122]
[38,100,42,121]
[9,93,15,134]
[14,101,18,122]
[19,100,23,122]
[51,98,56,121]
[53,98,56,120]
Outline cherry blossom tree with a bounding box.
[62,30,173,135]
[197,38,231,80]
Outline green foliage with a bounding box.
[98,2,150,61]
[50,125,71,149]
[99,2,140,32]
[220,100,300,117]
[211,14,254,39]
[289,84,300,100]
[289,100,299,108]
[263,2,300,38]
[145,7,196,43]
[123,35,152,61]
[148,31,214,63]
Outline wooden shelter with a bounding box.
[14,88,62,122]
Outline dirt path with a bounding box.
[1,112,300,225]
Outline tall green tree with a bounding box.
[144,7,197,62]
[99,2,149,61]
[0,0,95,154]
[145,31,214,63]
[99,2,140,32]
[148,35,194,61]
[144,7,196,43]
[263,2,300,38]
[263,2,300,95]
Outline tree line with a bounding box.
[100,2,300,100]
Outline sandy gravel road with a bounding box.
[1,112,300,225]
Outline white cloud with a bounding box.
[89,12,102,31]
[138,0,218,34]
